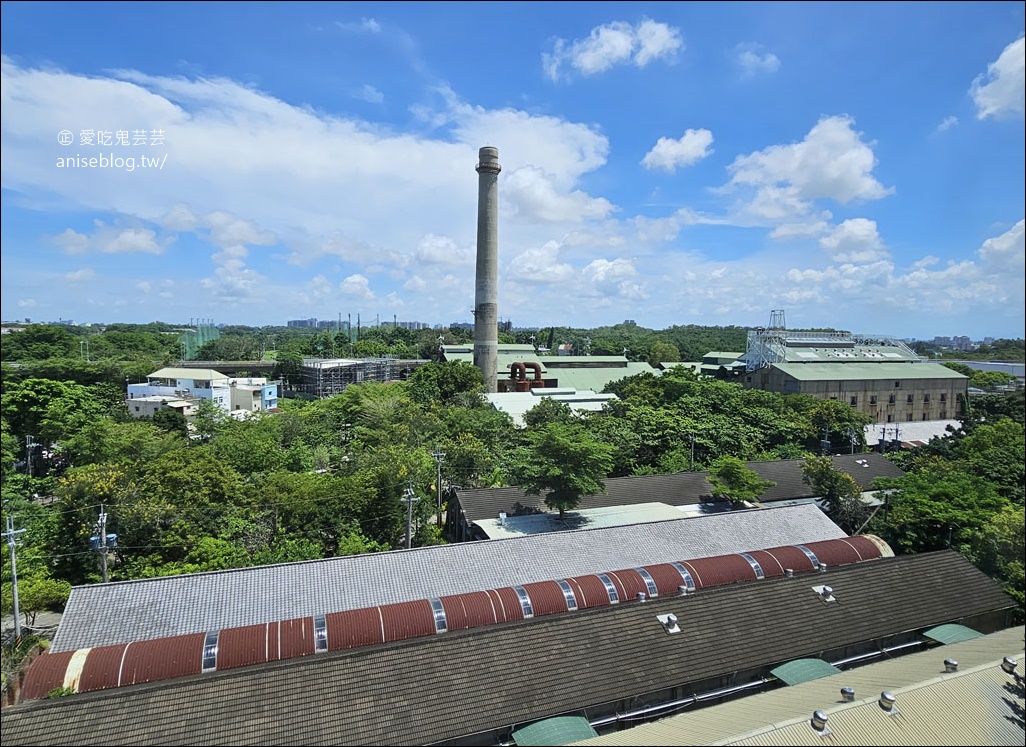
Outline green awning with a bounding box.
[923,623,983,644]
[770,658,842,686]
[512,716,599,746]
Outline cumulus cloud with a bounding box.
[726,115,893,217]
[978,219,1025,272]
[503,165,615,223]
[970,36,1025,119]
[51,222,169,255]
[506,241,575,283]
[414,233,472,266]
[641,128,713,172]
[818,218,889,263]
[543,19,683,81]
[339,273,375,300]
[735,43,780,76]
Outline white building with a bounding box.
[126,367,278,420]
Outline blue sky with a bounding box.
[1,2,1023,340]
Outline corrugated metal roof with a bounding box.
[779,345,921,363]
[570,626,1024,746]
[52,504,846,653]
[3,555,1016,747]
[475,503,689,539]
[484,389,617,426]
[772,361,967,381]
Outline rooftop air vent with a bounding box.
[1001,656,1018,675]
[879,691,897,713]
[657,613,681,634]
[813,585,836,603]
[944,658,958,673]
[498,512,506,526]
[785,568,794,578]
[841,687,855,702]
[636,592,647,603]
[819,562,828,573]
[677,585,689,596]
[810,710,829,734]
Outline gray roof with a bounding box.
[3,551,1015,747]
[484,389,618,426]
[52,504,844,652]
[453,454,905,523]
[772,361,967,382]
[147,367,228,380]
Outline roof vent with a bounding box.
[1001,656,1018,675]
[636,592,647,603]
[813,584,836,603]
[678,585,689,596]
[498,512,507,526]
[879,691,896,712]
[785,568,794,578]
[810,710,829,734]
[840,687,855,702]
[819,562,828,573]
[658,613,681,634]
[944,658,958,673]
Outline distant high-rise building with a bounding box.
[287,318,318,328]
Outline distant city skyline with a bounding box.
[1,3,1023,340]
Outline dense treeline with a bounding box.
[1,323,1023,638]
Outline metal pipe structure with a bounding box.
[474,146,501,393]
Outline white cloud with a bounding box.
[970,36,1025,119]
[336,18,381,34]
[506,241,575,283]
[936,115,959,132]
[503,166,615,223]
[340,273,375,300]
[818,218,889,263]
[414,233,472,266]
[735,43,780,76]
[17,299,37,309]
[726,115,893,210]
[352,84,384,104]
[978,219,1025,273]
[51,223,169,254]
[136,281,151,292]
[641,128,713,172]
[583,257,637,284]
[65,268,95,282]
[543,19,683,81]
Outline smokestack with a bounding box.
[474,146,501,393]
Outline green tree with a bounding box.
[800,455,871,533]
[707,456,776,507]
[960,504,1024,622]
[647,341,681,367]
[510,421,614,519]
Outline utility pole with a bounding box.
[97,505,109,583]
[432,450,446,528]
[402,483,419,550]
[25,435,35,478]
[3,516,27,642]
[689,433,696,471]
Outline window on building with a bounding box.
[922,413,929,421]
[923,393,930,403]
[888,394,895,404]
[940,393,947,402]
[907,394,913,404]
[907,414,913,421]
[887,414,893,422]
[850,396,858,406]
[870,395,878,405]
[895,381,901,388]
[939,410,947,419]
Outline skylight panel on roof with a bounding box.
[670,562,696,592]
[794,351,820,358]
[796,545,821,568]
[739,553,766,579]
[556,580,578,611]
[597,573,620,604]
[429,598,448,633]
[513,585,535,618]
[202,631,219,673]
[635,568,659,598]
